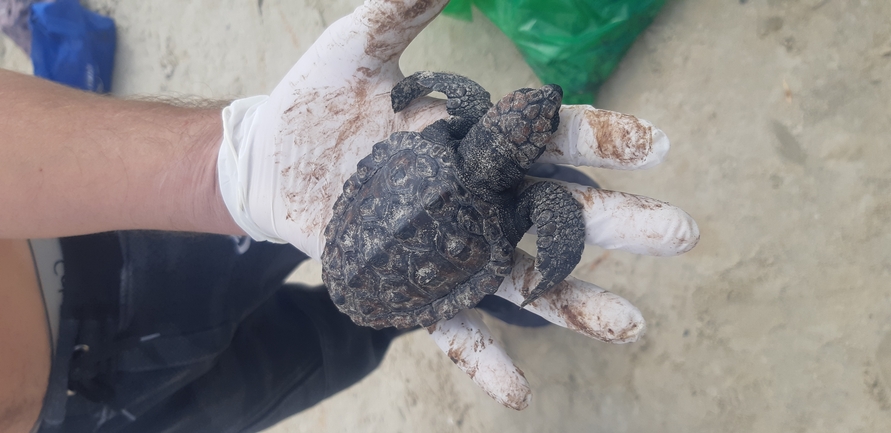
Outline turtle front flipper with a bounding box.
[391,71,493,137]
[514,181,585,307]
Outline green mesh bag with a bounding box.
[444,0,666,104]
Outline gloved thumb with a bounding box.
[350,0,450,64]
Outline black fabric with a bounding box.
[526,163,600,189]
[39,232,398,433]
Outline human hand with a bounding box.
[217,0,699,410]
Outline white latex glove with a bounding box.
[218,0,699,410]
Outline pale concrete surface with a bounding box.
[3,0,890,431]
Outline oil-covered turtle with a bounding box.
[321,72,585,329]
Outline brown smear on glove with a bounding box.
[427,319,532,410]
[588,109,654,167]
[363,0,444,62]
[276,79,396,235]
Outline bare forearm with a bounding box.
[0,69,244,238]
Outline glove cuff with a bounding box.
[218,95,288,244]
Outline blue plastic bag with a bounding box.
[29,0,116,93]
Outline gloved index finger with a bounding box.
[351,0,450,63]
[537,105,670,170]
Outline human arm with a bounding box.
[0,68,243,239]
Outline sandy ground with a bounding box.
[3,0,891,432]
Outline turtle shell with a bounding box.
[322,130,513,329]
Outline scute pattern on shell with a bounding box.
[322,130,513,329]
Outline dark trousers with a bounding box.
[38,231,399,433]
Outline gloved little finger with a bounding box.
[495,250,646,343]
[427,310,533,410]
[538,105,669,170]
[525,177,700,256]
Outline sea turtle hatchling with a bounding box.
[321,72,586,329]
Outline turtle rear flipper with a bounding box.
[514,181,585,307]
[391,71,493,138]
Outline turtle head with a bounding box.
[481,84,563,169]
[455,85,564,197]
